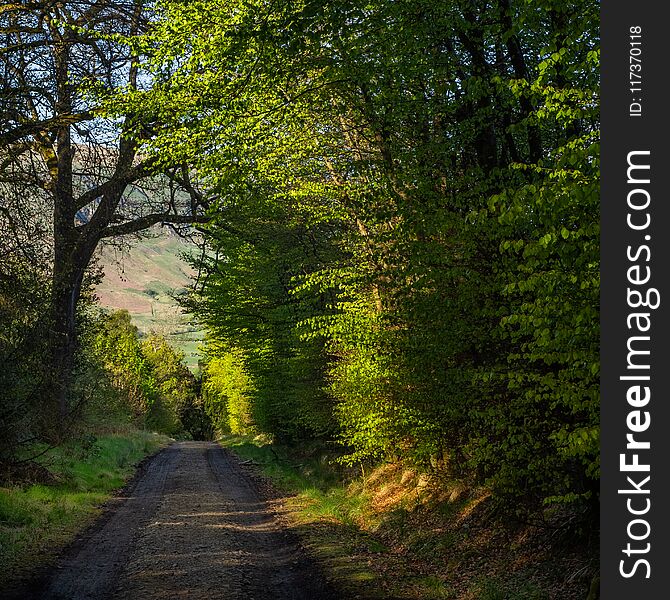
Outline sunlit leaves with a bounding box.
[139,0,600,510]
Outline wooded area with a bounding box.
[2,0,599,593]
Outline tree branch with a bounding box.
[75,155,159,210]
[0,112,93,147]
[98,212,209,238]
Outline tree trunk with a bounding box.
[51,290,77,432]
[50,240,87,438]
[49,25,78,438]
[50,183,98,437]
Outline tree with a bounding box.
[0,0,208,433]
[187,197,338,443]
[142,332,199,435]
[137,0,599,511]
[0,222,51,461]
[92,309,157,418]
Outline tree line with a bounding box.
[2,0,599,516]
[151,0,598,512]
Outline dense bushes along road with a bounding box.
[170,0,600,513]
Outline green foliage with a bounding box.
[0,254,51,461]
[88,310,205,437]
[116,0,600,512]
[467,28,600,504]
[202,351,256,436]
[184,196,338,443]
[92,310,158,419]
[142,333,201,436]
[0,235,103,458]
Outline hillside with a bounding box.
[94,233,204,371]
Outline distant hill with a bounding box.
[94,233,204,371]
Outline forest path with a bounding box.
[36,441,338,600]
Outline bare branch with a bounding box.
[0,112,94,147]
[99,212,209,238]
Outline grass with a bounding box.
[221,436,368,524]
[471,577,549,600]
[220,435,596,600]
[0,430,171,588]
[221,435,456,599]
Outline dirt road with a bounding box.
[31,441,340,600]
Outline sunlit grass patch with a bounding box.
[219,435,477,599]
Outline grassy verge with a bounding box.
[0,429,171,588]
[221,435,597,600]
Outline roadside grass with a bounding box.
[0,430,170,588]
[220,435,596,600]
